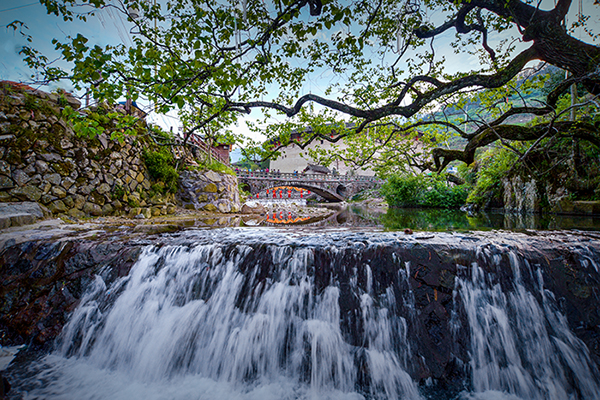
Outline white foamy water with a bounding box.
[17,239,419,400]
[456,245,600,400]
[8,229,600,400]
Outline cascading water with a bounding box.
[5,229,600,400]
[455,247,600,400]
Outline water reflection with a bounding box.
[253,206,600,231]
[380,207,600,231]
[176,205,600,231]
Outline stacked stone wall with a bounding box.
[178,170,240,213]
[0,85,239,219]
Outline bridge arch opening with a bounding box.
[239,182,251,194]
[336,184,347,197]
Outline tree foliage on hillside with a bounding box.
[17,0,600,172]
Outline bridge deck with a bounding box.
[237,171,380,183]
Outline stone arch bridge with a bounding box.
[237,171,381,202]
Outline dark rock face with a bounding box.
[0,238,142,346]
[1,229,599,391]
[223,232,600,387]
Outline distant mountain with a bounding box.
[419,63,563,148]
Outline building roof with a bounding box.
[304,164,330,174]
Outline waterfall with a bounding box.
[6,230,600,400]
[456,245,600,400]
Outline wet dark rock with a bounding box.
[0,237,143,346]
[0,372,10,397]
[1,229,599,389]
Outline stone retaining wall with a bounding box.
[0,84,239,219]
[178,170,240,213]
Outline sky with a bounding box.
[1,0,599,146]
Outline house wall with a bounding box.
[269,138,376,176]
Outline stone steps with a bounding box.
[0,202,48,229]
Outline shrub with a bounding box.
[466,147,517,206]
[382,174,468,209]
[142,149,179,193]
[205,159,235,175]
[187,159,236,175]
[112,185,126,200]
[381,174,423,207]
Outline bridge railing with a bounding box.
[236,171,381,183]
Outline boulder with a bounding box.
[204,183,218,193]
[47,200,68,214]
[241,202,266,215]
[0,201,48,228]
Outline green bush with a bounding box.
[382,174,468,209]
[466,147,517,206]
[112,185,126,200]
[142,149,179,193]
[381,175,423,207]
[205,159,235,175]
[186,159,235,175]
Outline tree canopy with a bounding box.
[16,0,600,173]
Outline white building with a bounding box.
[268,127,376,176]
